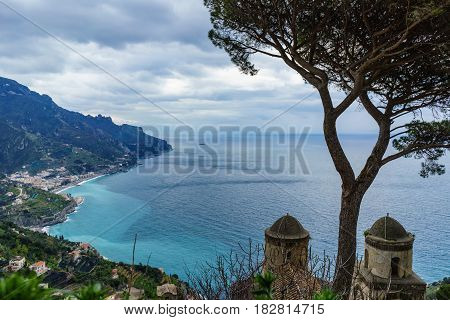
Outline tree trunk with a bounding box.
[320,89,390,298]
[332,186,364,298]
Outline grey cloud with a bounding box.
[0,0,379,133]
[0,0,212,48]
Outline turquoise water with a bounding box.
[49,135,450,282]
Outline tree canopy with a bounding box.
[205,0,449,296]
[205,0,449,173]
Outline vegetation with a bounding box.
[253,271,275,300]
[0,181,74,228]
[0,183,18,207]
[313,288,340,300]
[0,274,107,300]
[204,0,449,297]
[186,240,264,299]
[74,283,108,300]
[436,284,450,300]
[0,273,52,300]
[63,148,111,175]
[0,222,177,299]
[16,187,68,213]
[0,221,73,267]
[426,277,450,300]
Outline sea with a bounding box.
[49,134,449,283]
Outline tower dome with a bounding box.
[367,216,409,241]
[365,215,414,251]
[265,214,309,240]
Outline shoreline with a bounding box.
[29,196,84,234]
[53,173,107,194]
[46,154,159,230]
[51,149,171,195]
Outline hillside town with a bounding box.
[7,167,99,192]
[6,162,132,192]
[0,222,185,300]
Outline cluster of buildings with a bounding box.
[3,256,26,272]
[68,242,97,262]
[263,213,426,300]
[2,256,49,276]
[8,168,98,191]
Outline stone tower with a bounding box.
[264,213,310,271]
[352,215,426,300]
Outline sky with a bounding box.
[0,0,380,134]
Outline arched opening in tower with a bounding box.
[391,257,400,277]
[364,249,369,268]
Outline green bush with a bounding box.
[74,283,108,300]
[253,271,276,300]
[0,273,52,300]
[436,284,450,300]
[313,288,340,300]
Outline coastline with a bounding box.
[46,151,170,230]
[46,168,132,231]
[51,149,172,195]
[53,173,107,194]
[28,195,85,234]
[26,174,106,233]
[33,175,102,233]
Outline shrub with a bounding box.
[253,271,275,300]
[0,273,52,300]
[313,288,340,300]
[74,283,108,300]
[436,284,450,300]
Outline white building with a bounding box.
[8,256,25,271]
[29,261,49,276]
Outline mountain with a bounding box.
[0,77,172,174]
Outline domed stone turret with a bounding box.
[265,214,310,240]
[264,213,309,271]
[352,214,426,300]
[364,215,414,279]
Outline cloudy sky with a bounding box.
[0,0,379,134]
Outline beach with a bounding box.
[54,174,106,194]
